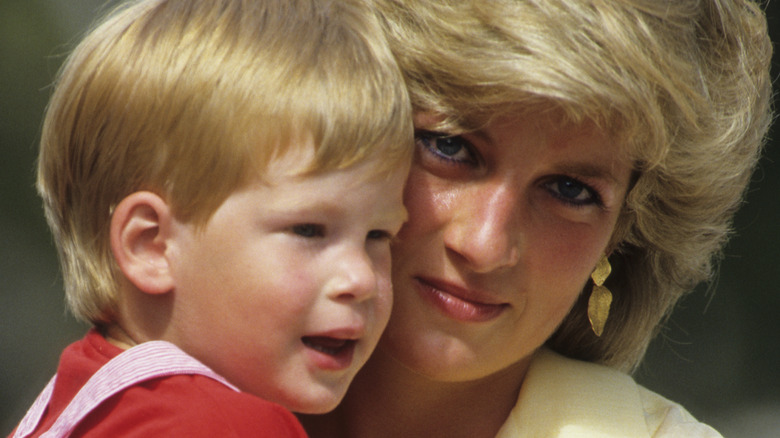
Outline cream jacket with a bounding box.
[495,349,722,438]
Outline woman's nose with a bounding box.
[443,183,521,273]
[325,248,378,302]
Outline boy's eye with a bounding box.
[416,131,476,164]
[292,224,325,238]
[366,229,392,240]
[544,177,601,206]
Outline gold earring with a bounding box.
[588,255,612,337]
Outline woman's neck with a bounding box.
[301,348,531,438]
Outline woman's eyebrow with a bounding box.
[465,128,493,145]
[553,162,630,186]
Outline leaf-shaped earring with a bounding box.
[588,255,612,337]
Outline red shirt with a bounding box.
[11,330,308,437]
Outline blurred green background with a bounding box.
[2,1,779,436]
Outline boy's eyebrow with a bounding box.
[264,199,349,217]
[398,207,410,224]
[271,197,409,225]
[274,196,343,213]
[383,206,409,226]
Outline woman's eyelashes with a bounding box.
[543,176,603,207]
[415,130,478,166]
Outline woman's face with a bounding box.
[381,111,633,382]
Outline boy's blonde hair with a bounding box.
[376,0,772,371]
[39,0,412,325]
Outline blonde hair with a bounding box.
[39,0,412,325]
[377,0,772,371]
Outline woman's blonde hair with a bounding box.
[377,0,772,371]
[39,0,412,325]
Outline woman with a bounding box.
[301,0,772,436]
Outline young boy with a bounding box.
[10,0,412,436]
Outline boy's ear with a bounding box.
[110,191,175,295]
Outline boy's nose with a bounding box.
[325,248,377,302]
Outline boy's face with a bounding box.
[163,147,408,413]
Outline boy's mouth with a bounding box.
[301,336,357,371]
[301,336,356,356]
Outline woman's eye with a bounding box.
[545,177,601,206]
[291,224,324,238]
[416,131,476,164]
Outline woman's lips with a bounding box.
[415,277,508,322]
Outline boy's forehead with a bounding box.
[263,141,318,179]
[258,137,403,181]
[233,155,407,221]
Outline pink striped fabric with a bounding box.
[13,341,238,438]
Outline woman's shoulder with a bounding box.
[495,348,721,438]
[637,385,722,438]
